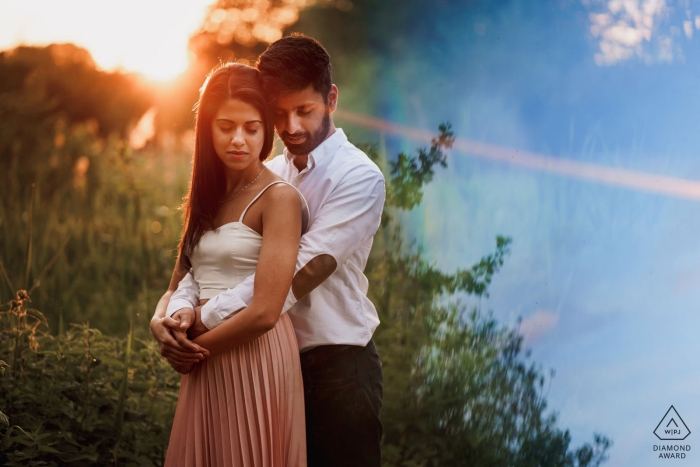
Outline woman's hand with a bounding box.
[151,314,208,365]
[170,360,196,375]
[151,267,210,367]
[167,307,210,358]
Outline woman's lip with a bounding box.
[228,151,247,156]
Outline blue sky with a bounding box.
[336,0,700,465]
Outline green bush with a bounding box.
[0,289,180,466]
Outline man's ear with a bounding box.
[328,84,339,112]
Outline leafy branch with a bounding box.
[388,122,454,210]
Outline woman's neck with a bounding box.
[223,162,265,195]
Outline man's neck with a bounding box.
[293,155,308,172]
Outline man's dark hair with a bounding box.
[256,33,332,103]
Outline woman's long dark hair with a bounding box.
[177,63,274,271]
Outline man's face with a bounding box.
[273,85,337,156]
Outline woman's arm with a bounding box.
[151,262,209,365]
[193,184,302,356]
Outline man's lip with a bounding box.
[285,135,306,143]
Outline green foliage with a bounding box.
[0,44,185,337]
[387,123,454,210]
[0,290,180,466]
[0,120,190,337]
[364,130,611,466]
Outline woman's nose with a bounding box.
[231,128,245,145]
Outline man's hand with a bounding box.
[172,308,195,332]
[187,306,209,340]
[150,309,209,365]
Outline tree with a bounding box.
[359,125,611,466]
[189,0,317,64]
[0,44,153,190]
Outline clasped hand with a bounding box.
[151,306,210,374]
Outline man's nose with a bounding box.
[286,114,302,134]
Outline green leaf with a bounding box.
[37,444,61,454]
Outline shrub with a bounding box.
[0,289,180,466]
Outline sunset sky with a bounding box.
[0,0,212,80]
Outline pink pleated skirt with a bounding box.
[165,313,307,467]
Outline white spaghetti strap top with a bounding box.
[191,181,309,300]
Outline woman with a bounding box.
[161,63,306,466]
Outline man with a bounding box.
[150,34,386,466]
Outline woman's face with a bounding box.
[211,98,265,172]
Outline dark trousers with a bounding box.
[300,340,383,467]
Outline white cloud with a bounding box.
[657,35,675,60]
[587,0,671,65]
[519,310,559,347]
[683,20,693,38]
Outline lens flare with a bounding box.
[335,108,700,202]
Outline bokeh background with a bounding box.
[2,0,700,465]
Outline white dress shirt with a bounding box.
[166,128,386,351]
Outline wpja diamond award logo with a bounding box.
[653,406,691,459]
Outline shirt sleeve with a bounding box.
[165,271,200,317]
[200,167,386,330]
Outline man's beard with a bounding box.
[281,112,331,156]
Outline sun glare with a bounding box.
[0,0,214,81]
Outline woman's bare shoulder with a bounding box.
[256,179,299,212]
[265,182,301,204]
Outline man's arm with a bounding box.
[151,263,209,366]
[200,168,386,330]
[165,271,200,317]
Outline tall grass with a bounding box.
[0,121,191,338]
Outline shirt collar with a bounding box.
[283,128,347,171]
